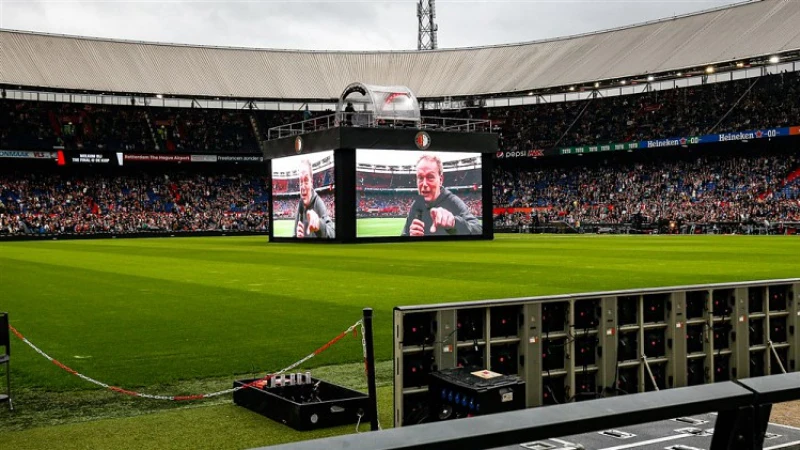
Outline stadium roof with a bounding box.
[1,0,799,100]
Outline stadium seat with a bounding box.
[0,312,12,411]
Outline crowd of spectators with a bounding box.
[358,195,415,218]
[272,193,335,220]
[358,192,482,218]
[2,70,800,237]
[2,71,799,156]
[0,100,315,154]
[0,100,62,150]
[0,101,152,152]
[357,169,482,190]
[494,152,800,230]
[150,108,258,153]
[273,167,335,194]
[0,172,269,236]
[449,71,800,153]
[1,149,796,236]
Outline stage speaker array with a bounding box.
[393,279,799,427]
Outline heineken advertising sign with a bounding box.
[501,125,800,158]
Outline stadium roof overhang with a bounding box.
[1,0,800,101]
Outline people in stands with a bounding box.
[2,72,798,155]
[0,172,269,236]
[440,71,800,155]
[1,71,800,237]
[492,151,800,233]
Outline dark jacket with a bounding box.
[294,192,335,238]
[402,189,482,236]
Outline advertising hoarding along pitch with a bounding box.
[123,154,192,163]
[0,150,56,159]
[499,125,800,158]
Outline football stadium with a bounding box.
[1,0,800,449]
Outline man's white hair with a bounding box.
[417,154,443,181]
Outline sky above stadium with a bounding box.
[1,0,746,51]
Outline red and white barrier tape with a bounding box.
[8,320,363,401]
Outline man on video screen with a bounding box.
[295,158,335,239]
[402,154,482,237]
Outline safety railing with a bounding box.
[266,112,491,140]
[257,372,800,450]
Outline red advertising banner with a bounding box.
[493,207,555,215]
[123,154,191,163]
[790,126,800,136]
[493,207,534,215]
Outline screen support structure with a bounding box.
[335,149,357,242]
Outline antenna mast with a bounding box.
[417,0,438,50]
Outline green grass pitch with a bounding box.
[0,234,798,449]
[278,218,481,238]
[357,217,407,237]
[357,218,486,237]
[279,217,410,237]
[272,218,295,237]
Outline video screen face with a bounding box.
[356,150,482,238]
[272,151,335,239]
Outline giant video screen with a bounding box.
[356,150,483,238]
[271,151,336,239]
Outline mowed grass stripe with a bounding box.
[0,385,395,450]
[0,258,366,390]
[357,217,407,237]
[0,235,798,393]
[5,235,795,276]
[0,241,560,305]
[8,233,794,259]
[0,235,798,450]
